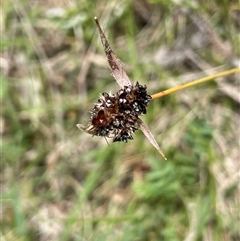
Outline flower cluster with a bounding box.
[82,82,152,142]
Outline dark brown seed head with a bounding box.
[81,82,152,142]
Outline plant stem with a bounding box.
[151,68,240,100]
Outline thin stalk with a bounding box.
[151,68,240,100]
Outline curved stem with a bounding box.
[151,68,240,100]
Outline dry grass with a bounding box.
[2,0,240,240]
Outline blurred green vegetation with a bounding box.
[2,0,239,240]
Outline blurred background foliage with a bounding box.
[1,0,240,240]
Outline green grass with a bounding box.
[2,0,239,240]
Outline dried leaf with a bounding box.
[140,120,167,160]
[94,17,132,88]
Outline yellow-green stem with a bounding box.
[151,68,240,100]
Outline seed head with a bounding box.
[80,82,152,142]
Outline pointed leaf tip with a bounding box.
[94,17,132,88]
[140,121,167,160]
